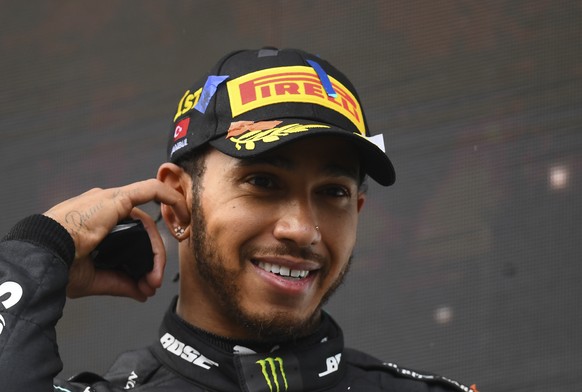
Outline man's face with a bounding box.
[183,136,365,340]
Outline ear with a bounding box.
[357,191,366,213]
[157,162,192,241]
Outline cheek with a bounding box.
[323,211,359,264]
[204,200,270,250]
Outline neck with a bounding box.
[174,301,329,354]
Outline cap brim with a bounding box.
[209,119,395,186]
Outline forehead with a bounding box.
[203,135,360,171]
[232,136,361,179]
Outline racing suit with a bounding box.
[0,215,476,391]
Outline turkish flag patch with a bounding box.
[173,118,190,141]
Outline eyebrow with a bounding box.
[236,156,294,170]
[235,155,360,182]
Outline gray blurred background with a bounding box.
[1,1,581,391]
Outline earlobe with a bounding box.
[157,163,192,240]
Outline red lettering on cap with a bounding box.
[174,117,190,141]
[239,79,260,105]
[304,82,324,98]
[274,82,300,95]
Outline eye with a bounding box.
[247,174,277,189]
[320,185,351,198]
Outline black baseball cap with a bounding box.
[167,47,395,186]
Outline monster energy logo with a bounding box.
[256,357,288,392]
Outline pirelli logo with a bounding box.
[227,66,365,136]
[256,357,288,392]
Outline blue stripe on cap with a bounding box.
[195,75,229,113]
[306,59,337,98]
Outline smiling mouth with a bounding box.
[255,261,311,280]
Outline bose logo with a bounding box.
[0,281,24,336]
[160,332,218,370]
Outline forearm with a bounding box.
[0,215,74,390]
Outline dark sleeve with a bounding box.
[0,215,75,391]
[344,348,477,392]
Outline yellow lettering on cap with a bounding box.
[174,88,202,121]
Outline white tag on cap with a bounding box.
[367,133,386,153]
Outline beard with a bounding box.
[189,189,352,342]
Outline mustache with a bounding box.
[242,243,327,264]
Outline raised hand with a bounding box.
[43,179,189,301]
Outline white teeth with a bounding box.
[257,262,310,279]
[279,266,290,276]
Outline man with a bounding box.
[0,48,475,391]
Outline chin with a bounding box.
[240,307,321,341]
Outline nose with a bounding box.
[273,199,321,247]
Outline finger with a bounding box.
[45,179,188,260]
[113,179,189,224]
[67,268,147,302]
[90,270,149,302]
[67,254,153,301]
[129,207,166,290]
[137,276,157,298]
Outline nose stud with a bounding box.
[315,225,320,231]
